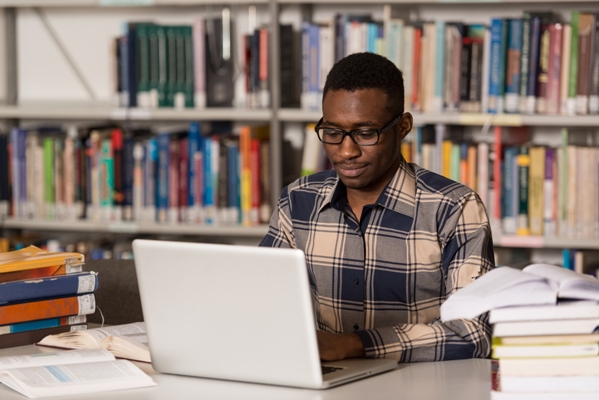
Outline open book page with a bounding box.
[523,264,599,301]
[37,323,150,363]
[440,267,558,322]
[0,350,114,370]
[0,359,156,398]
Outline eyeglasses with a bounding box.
[314,113,403,146]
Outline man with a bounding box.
[260,52,495,363]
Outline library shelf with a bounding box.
[494,235,599,250]
[278,109,599,127]
[0,218,269,238]
[0,0,268,7]
[0,103,272,122]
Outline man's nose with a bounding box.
[338,135,361,158]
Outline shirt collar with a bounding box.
[318,156,417,217]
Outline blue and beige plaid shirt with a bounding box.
[260,156,495,362]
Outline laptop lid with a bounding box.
[132,239,325,388]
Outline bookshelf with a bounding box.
[1,0,599,260]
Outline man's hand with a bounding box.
[316,330,365,361]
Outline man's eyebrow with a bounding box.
[321,119,378,128]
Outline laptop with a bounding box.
[132,239,397,389]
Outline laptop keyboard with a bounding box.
[321,365,344,375]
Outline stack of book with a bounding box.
[0,246,97,349]
[440,263,599,399]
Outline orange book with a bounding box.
[0,246,84,283]
[0,294,95,325]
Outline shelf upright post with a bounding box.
[4,7,18,129]
[269,0,282,209]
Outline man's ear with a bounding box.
[397,112,413,141]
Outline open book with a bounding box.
[440,263,599,322]
[37,322,150,363]
[0,349,155,398]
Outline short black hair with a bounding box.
[323,52,404,114]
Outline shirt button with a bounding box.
[354,324,359,330]
[354,278,359,285]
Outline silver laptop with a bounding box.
[132,239,397,389]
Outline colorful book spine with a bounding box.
[0,294,95,325]
[535,22,551,114]
[546,23,563,115]
[0,315,87,336]
[240,126,252,226]
[0,272,97,305]
[528,146,545,236]
[516,148,531,236]
[156,133,170,223]
[567,11,580,115]
[505,18,522,113]
[576,13,595,115]
[518,13,531,113]
[488,18,506,114]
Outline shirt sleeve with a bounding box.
[355,191,495,362]
[259,186,296,249]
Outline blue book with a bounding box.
[308,23,320,108]
[505,19,523,113]
[434,21,445,112]
[0,272,98,305]
[156,133,170,223]
[0,316,87,335]
[144,138,157,217]
[368,23,377,53]
[187,122,201,209]
[502,146,519,234]
[203,133,214,223]
[488,18,507,113]
[227,141,239,222]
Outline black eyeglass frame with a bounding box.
[314,113,404,146]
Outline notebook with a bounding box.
[131,239,397,389]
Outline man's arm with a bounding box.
[352,192,495,362]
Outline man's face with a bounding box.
[321,88,411,193]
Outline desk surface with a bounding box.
[0,345,492,400]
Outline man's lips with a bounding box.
[335,164,367,177]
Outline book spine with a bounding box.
[433,20,445,112]
[227,141,239,224]
[518,13,531,113]
[0,294,95,325]
[403,25,414,111]
[112,128,124,221]
[543,148,556,236]
[505,18,522,113]
[488,18,504,113]
[156,134,169,223]
[0,272,98,305]
[217,139,228,223]
[132,142,143,222]
[126,23,138,108]
[466,144,477,191]
[122,136,134,221]
[240,126,252,226]
[259,140,271,224]
[516,148,531,236]
[186,122,200,222]
[136,23,151,107]
[182,26,195,108]
[502,147,517,234]
[250,139,261,225]
[535,22,551,114]
[43,136,55,219]
[259,27,270,108]
[178,137,189,222]
[576,13,595,115]
[567,11,580,115]
[526,16,542,114]
[167,138,179,223]
[546,23,563,115]
[100,137,114,221]
[528,146,545,236]
[54,138,64,220]
[203,132,214,224]
[0,324,87,350]
[193,18,206,108]
[144,138,157,222]
[560,24,572,115]
[0,315,87,335]
[493,126,502,224]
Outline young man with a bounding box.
[260,53,495,362]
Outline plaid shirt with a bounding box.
[260,157,495,362]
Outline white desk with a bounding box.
[0,345,492,400]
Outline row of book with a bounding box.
[301,122,599,240]
[115,15,269,110]
[439,263,599,400]
[0,246,97,349]
[1,122,272,226]
[299,10,599,116]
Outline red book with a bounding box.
[412,27,422,112]
[0,294,95,325]
[111,128,124,207]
